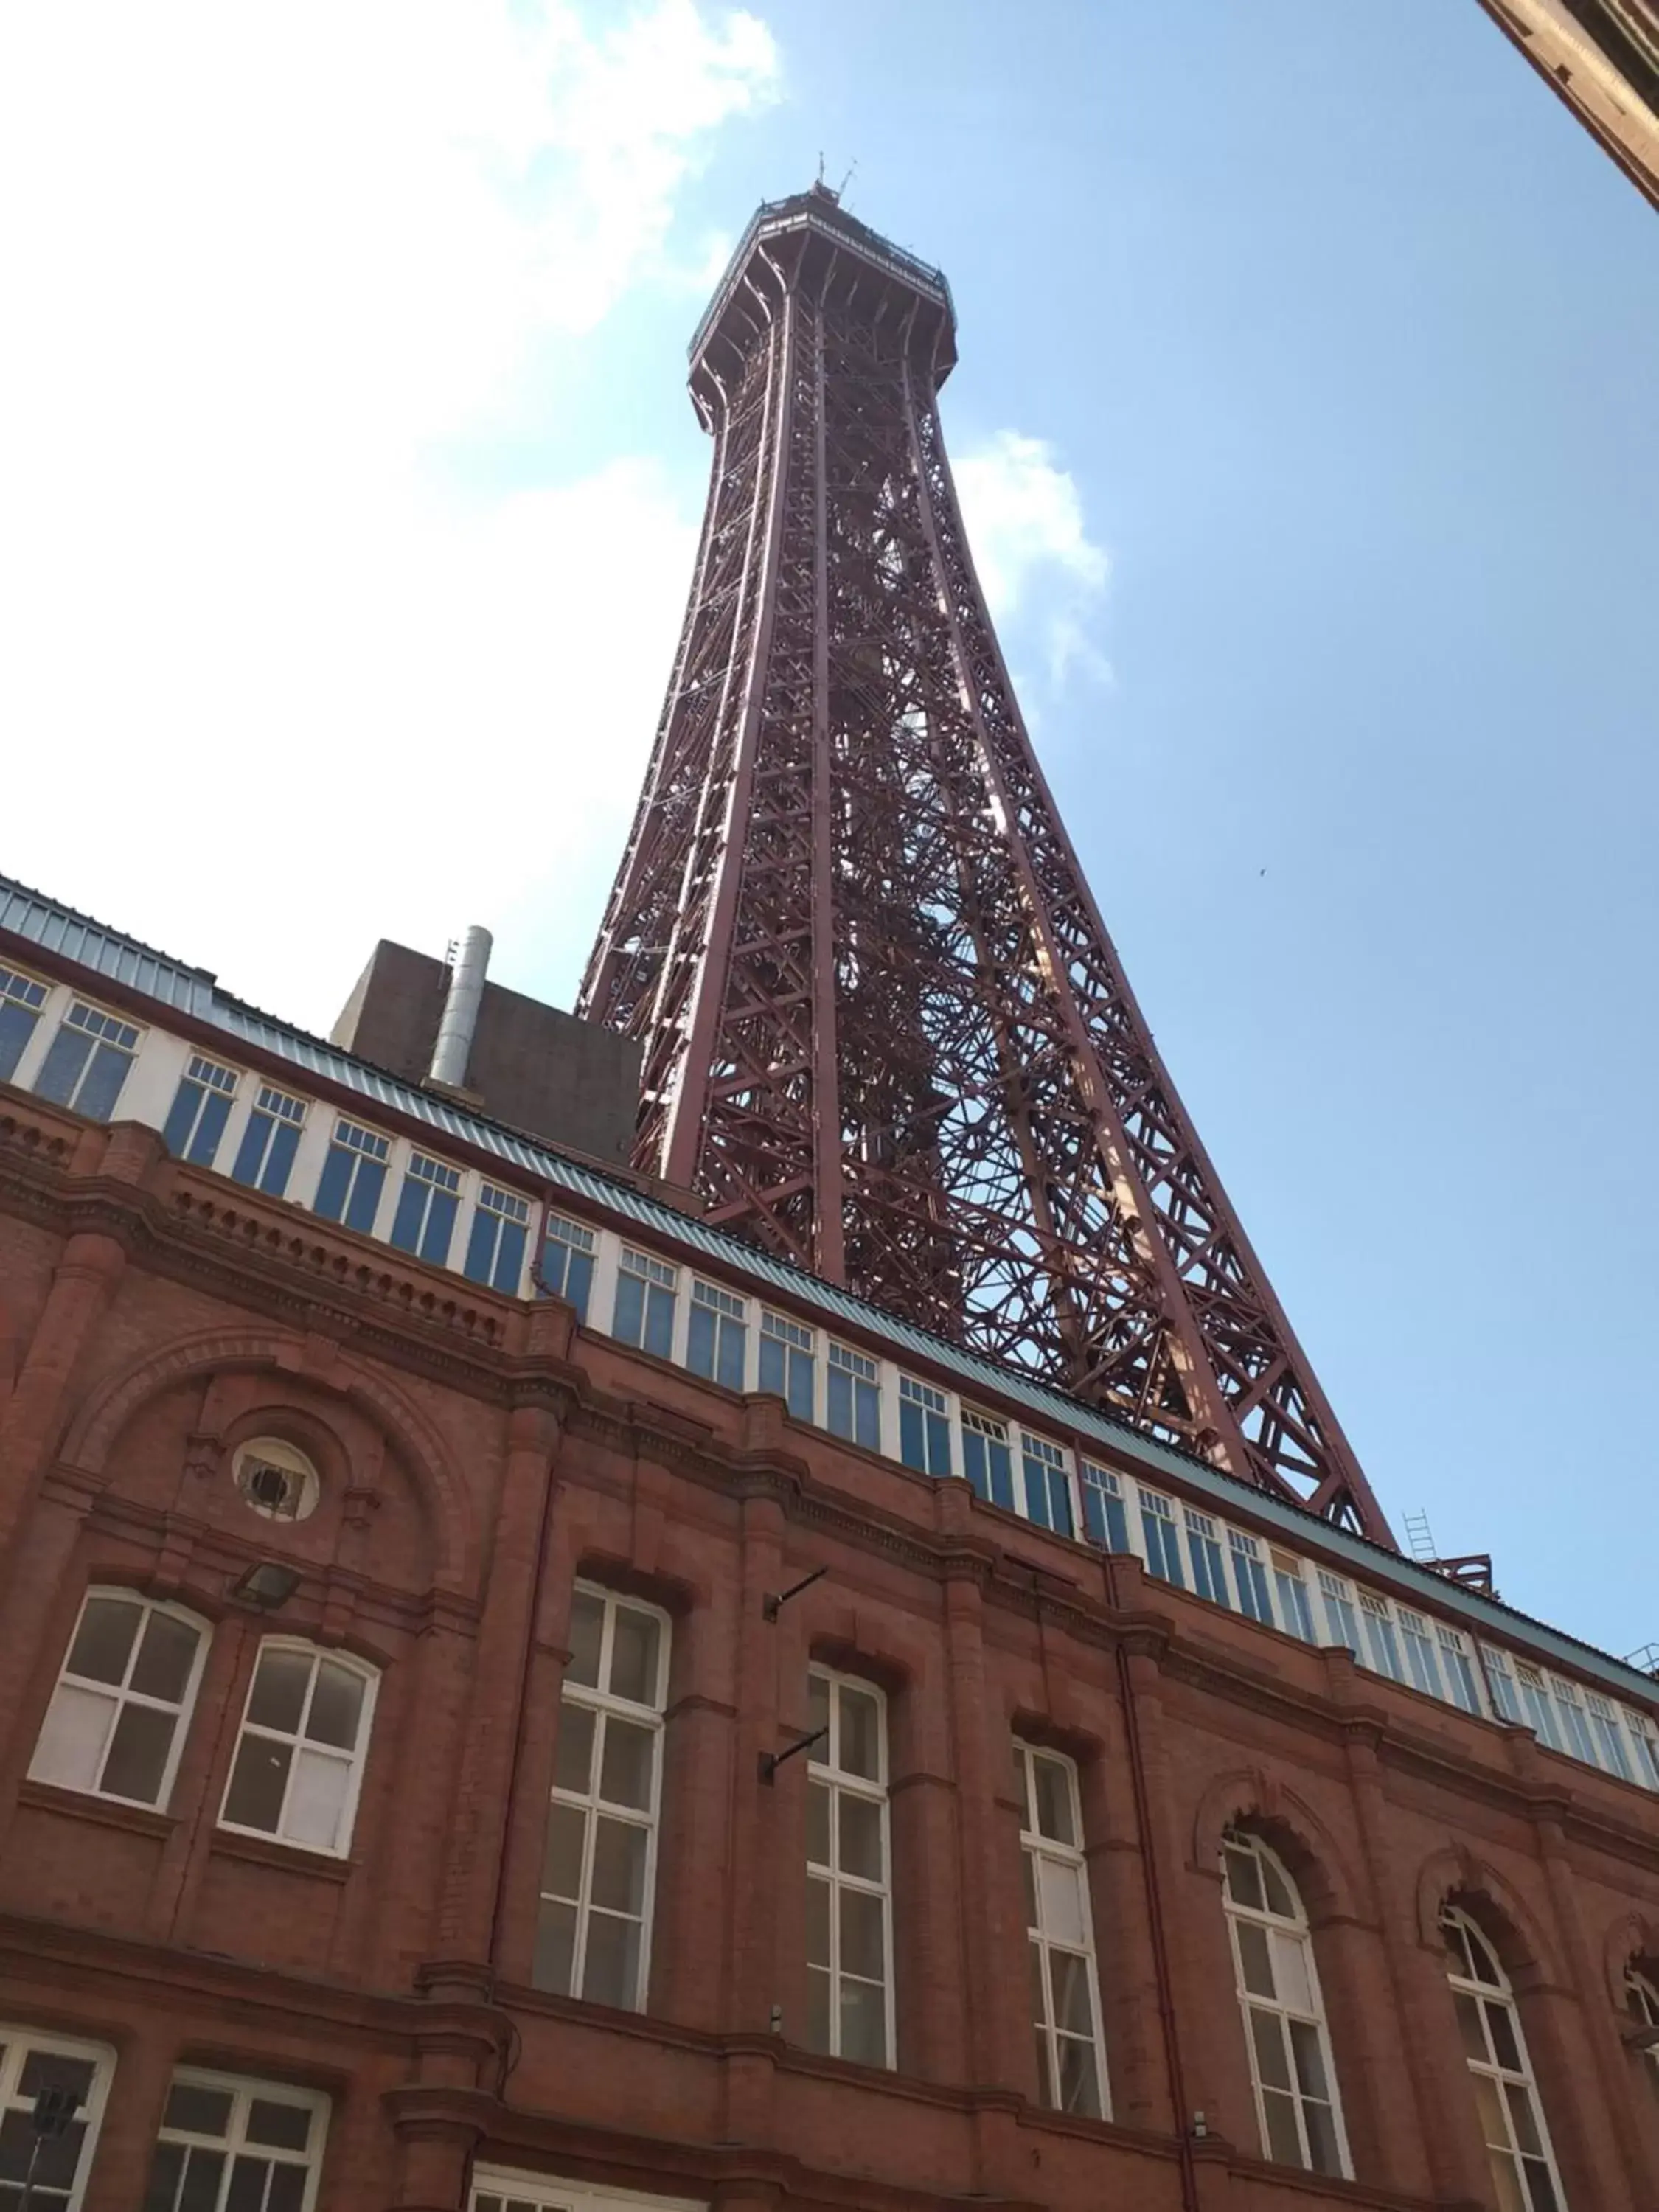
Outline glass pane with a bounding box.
[553,1702,595,1795]
[30,1681,114,1792]
[142,2138,187,2211]
[838,1793,883,1882]
[1261,2084,1303,2166]
[838,1686,880,1779]
[1051,1950,1093,2036]
[67,1594,140,1686]
[246,2099,310,2152]
[1304,2098,1343,2176]
[131,1611,199,1703]
[608,1607,661,1705]
[839,1976,887,2066]
[163,2083,233,2136]
[599,1717,655,1811]
[1225,1845,1265,1912]
[1020,1848,1037,1931]
[1236,1920,1275,1998]
[1288,2018,1328,2098]
[1259,1853,1295,1919]
[1056,2034,1102,2118]
[582,1908,641,2008]
[226,2152,272,2212]
[247,1648,312,1735]
[1441,1916,1474,1979]
[566,1592,604,1689]
[1455,1991,1488,2062]
[1486,2147,1526,2212]
[541,1801,587,1901]
[1467,1926,1503,1986]
[589,1816,648,1914]
[100,1701,175,1803]
[285,1747,349,1849]
[1521,2155,1560,2212]
[1029,1939,1048,2028]
[18,2053,97,2101]
[807,1672,830,1743]
[1251,2007,1293,2093]
[1034,2025,1054,2105]
[305,1661,364,1750]
[1504,2081,1543,2157]
[839,1887,886,1980]
[1269,1927,1313,2017]
[532,1898,576,1994]
[806,1964,832,2051]
[1037,1857,1086,1950]
[1485,1997,1523,2075]
[806,1875,831,1968]
[1474,2070,1513,2151]
[1032,1755,1074,1845]
[265,2165,307,2212]
[806,1781,830,1866]
[223,1734,292,1832]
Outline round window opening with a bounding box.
[232,1437,320,1523]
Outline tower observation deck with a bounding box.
[580,187,1394,1545]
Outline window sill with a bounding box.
[209,1825,355,1882]
[16,1776,177,1840]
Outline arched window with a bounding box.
[1624,1963,1659,2109]
[1220,1827,1349,2177]
[1440,1906,1566,2211]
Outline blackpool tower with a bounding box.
[580,186,1393,1546]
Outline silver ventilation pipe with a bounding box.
[429,925,492,1089]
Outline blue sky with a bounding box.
[2,4,1655,1658]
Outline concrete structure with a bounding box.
[3,871,1659,2212]
[1475,0,1659,206]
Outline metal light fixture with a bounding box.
[232,1562,302,1610]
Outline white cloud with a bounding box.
[0,2,777,1025]
[953,430,1111,686]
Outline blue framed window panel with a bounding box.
[0,965,49,1082]
[688,1279,747,1390]
[161,1053,239,1166]
[1228,1530,1273,1625]
[313,1118,390,1234]
[540,1214,596,1322]
[1316,1571,1360,1654]
[1398,1610,1444,1699]
[464,1183,532,1293]
[1138,1491,1185,1588]
[898,1377,953,1478]
[1020,1433,1073,1537]
[759,1311,815,1420]
[613,1245,672,1353]
[1585,1692,1634,1781]
[35,1001,141,1121]
[961,1410,1015,1511]
[1514,1662,1564,1752]
[1358,1593,1405,1683]
[1079,1463,1130,1553]
[827,1343,880,1451]
[230,1083,306,1196]
[1183,1510,1229,1607]
[1270,1550,1315,1640]
[1436,1625,1483,1716]
[390,1150,463,1265]
[1480,1646,1525,1726]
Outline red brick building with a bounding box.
[2,871,1658,2212]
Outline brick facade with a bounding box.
[2,1091,1658,2212]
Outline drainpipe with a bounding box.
[430,925,492,1089]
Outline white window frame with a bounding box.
[1183,1507,1231,1607]
[470,2178,704,2212]
[1514,1661,1565,1752]
[611,1241,675,1354]
[1441,1906,1567,2212]
[218,1638,378,1858]
[1018,1431,1075,1537]
[1015,1741,1109,2118]
[28,1587,208,1811]
[826,1340,881,1451]
[1315,1571,1360,1654]
[34,998,144,1119]
[1138,1486,1186,1587]
[535,1583,669,2013]
[463,1180,534,1295]
[1584,1691,1635,1781]
[0,2024,116,2212]
[759,1309,817,1420]
[897,1374,953,1478]
[1222,1829,1351,2179]
[805,1665,895,2070]
[162,1052,241,1165]
[145,2067,330,2212]
[1270,1550,1315,1640]
[0,961,53,1088]
[686,1276,748,1389]
[1436,1624,1484,1716]
[1357,1591,1406,1683]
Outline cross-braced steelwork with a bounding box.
[580,187,1393,1544]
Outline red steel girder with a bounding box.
[580,189,1394,1547]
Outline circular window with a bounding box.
[232,1437,320,1523]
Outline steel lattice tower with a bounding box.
[580,187,1393,1545]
